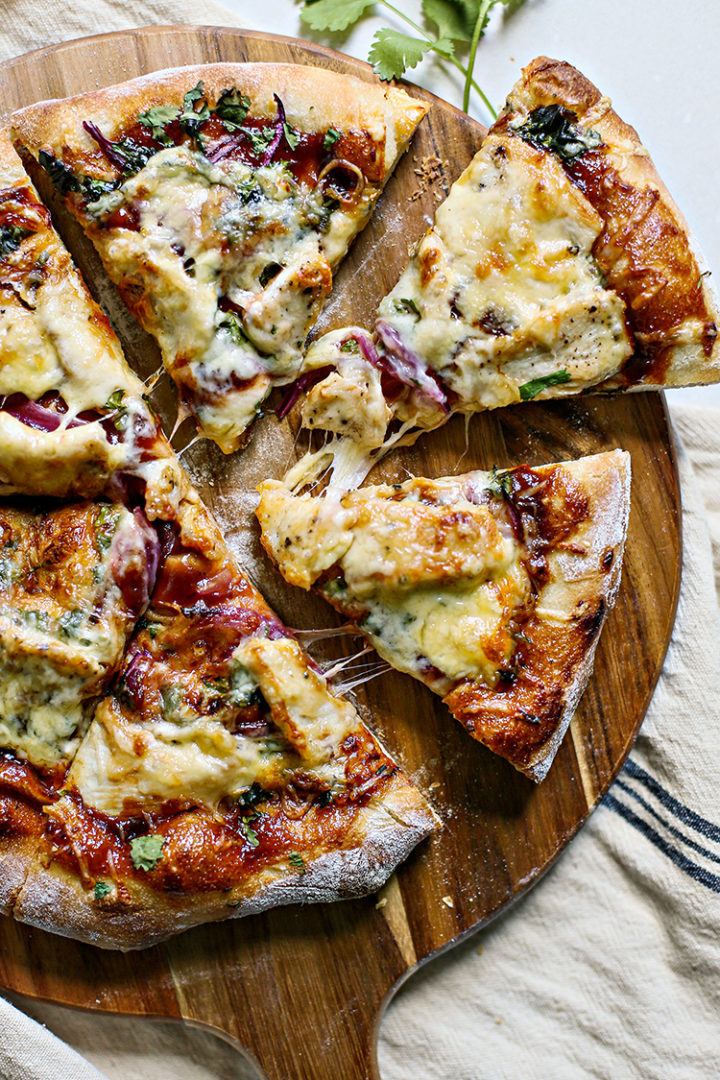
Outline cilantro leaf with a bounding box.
[486,465,513,497]
[94,881,112,899]
[214,88,251,130]
[243,125,277,156]
[38,150,81,195]
[130,834,164,872]
[240,818,260,848]
[282,121,300,150]
[514,105,602,162]
[369,29,437,80]
[301,0,375,32]
[518,369,572,401]
[288,851,306,873]
[179,81,210,138]
[323,127,341,151]
[219,310,251,347]
[422,0,474,41]
[393,297,421,317]
[0,225,32,258]
[137,103,180,142]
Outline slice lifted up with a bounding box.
[11,64,428,452]
[257,450,631,781]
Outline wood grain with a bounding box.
[0,25,682,1080]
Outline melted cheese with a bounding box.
[376,135,631,407]
[70,634,364,814]
[257,478,531,686]
[89,149,363,450]
[0,175,153,495]
[0,504,150,768]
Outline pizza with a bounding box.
[257,450,631,780]
[2,487,435,949]
[0,121,436,950]
[10,64,428,452]
[0,128,173,498]
[282,58,720,487]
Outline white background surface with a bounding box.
[224,0,720,406]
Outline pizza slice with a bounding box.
[2,478,435,949]
[10,64,428,453]
[0,128,184,504]
[257,450,630,781]
[0,496,158,917]
[281,57,719,486]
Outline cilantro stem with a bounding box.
[463,0,496,117]
[377,0,496,120]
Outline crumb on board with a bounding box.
[441,895,454,909]
[409,154,449,202]
[376,897,387,910]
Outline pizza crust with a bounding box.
[444,450,630,780]
[9,63,428,166]
[11,772,434,950]
[505,57,720,389]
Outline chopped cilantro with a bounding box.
[518,369,572,401]
[22,609,49,632]
[137,103,180,142]
[178,81,211,138]
[38,150,82,195]
[514,105,602,163]
[288,851,306,873]
[57,608,85,639]
[214,88,251,130]
[160,684,185,719]
[339,338,359,354]
[111,138,156,178]
[323,126,341,151]
[0,225,32,258]
[486,466,513,497]
[130,834,164,872]
[393,297,421,318]
[219,310,250,347]
[259,262,282,289]
[243,125,278,156]
[282,121,300,150]
[94,881,112,899]
[236,782,266,808]
[239,817,260,847]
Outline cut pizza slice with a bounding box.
[0,128,183,501]
[5,485,435,949]
[11,64,428,453]
[0,495,158,917]
[257,450,631,782]
[281,57,719,487]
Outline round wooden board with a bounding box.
[0,24,682,1080]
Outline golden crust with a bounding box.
[506,57,720,389]
[444,450,630,780]
[12,771,434,950]
[10,62,428,168]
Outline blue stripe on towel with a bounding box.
[622,759,720,842]
[614,778,720,866]
[603,793,720,893]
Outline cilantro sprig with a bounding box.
[299,0,527,117]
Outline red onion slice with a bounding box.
[374,320,448,413]
[276,366,333,419]
[260,95,286,167]
[1,395,92,433]
[83,120,127,171]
